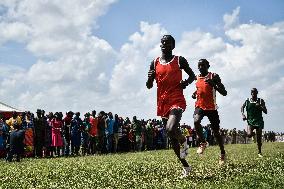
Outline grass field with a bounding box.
[0,142,283,189]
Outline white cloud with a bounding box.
[176,30,226,63]
[223,6,240,30]
[0,0,117,57]
[0,4,283,132]
[110,22,166,94]
[0,0,117,113]
[0,22,30,44]
[107,22,167,118]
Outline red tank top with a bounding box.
[195,72,217,110]
[89,116,98,137]
[155,56,186,117]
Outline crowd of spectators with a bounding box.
[0,110,283,161]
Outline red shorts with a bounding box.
[157,98,186,118]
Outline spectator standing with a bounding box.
[89,110,98,155]
[132,116,142,151]
[106,112,114,153]
[63,111,73,156]
[82,113,91,155]
[0,115,8,157]
[44,112,53,157]
[51,112,64,157]
[97,111,107,154]
[6,123,25,162]
[113,114,120,153]
[34,109,45,158]
[71,112,83,156]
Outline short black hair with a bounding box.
[99,111,106,116]
[198,59,210,68]
[161,35,175,48]
[12,111,17,116]
[251,88,258,93]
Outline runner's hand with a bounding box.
[242,115,247,121]
[180,80,188,89]
[192,92,197,99]
[148,70,155,79]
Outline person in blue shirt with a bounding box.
[106,112,114,153]
[71,112,83,156]
[113,114,120,153]
[0,115,8,157]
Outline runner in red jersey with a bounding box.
[192,59,227,165]
[155,55,186,117]
[146,35,195,178]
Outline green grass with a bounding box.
[0,142,283,189]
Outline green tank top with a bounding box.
[246,98,264,128]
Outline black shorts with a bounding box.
[194,107,220,130]
[248,125,262,131]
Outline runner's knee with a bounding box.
[212,127,220,136]
[166,111,181,134]
[170,137,179,146]
[194,114,201,124]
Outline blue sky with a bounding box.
[2,1,284,67]
[95,0,284,49]
[0,0,283,132]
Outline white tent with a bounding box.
[0,101,23,119]
[0,101,22,112]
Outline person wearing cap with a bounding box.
[146,35,195,178]
[241,88,267,157]
[192,59,227,165]
[34,109,46,158]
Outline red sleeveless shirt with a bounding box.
[195,72,217,110]
[155,56,186,117]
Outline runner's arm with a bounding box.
[241,101,247,120]
[260,99,267,114]
[179,56,196,89]
[146,60,155,89]
[210,74,227,96]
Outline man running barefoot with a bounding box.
[241,88,267,158]
[146,35,195,178]
[192,59,227,165]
